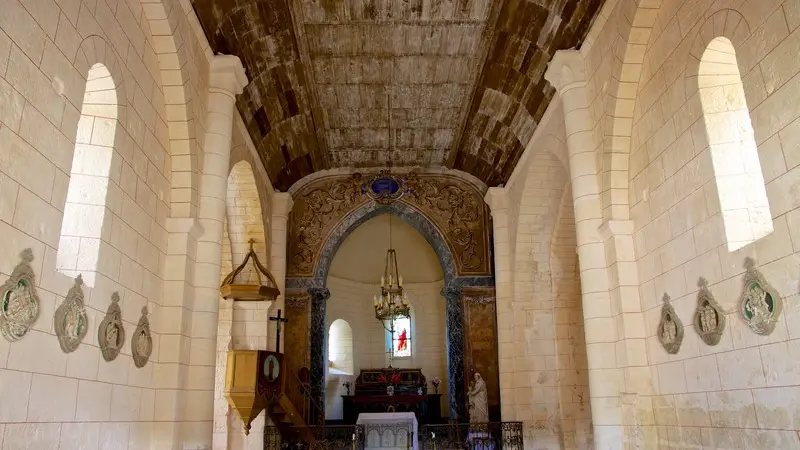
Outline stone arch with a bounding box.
[226,160,269,283]
[312,201,459,285]
[56,36,130,287]
[600,0,665,219]
[296,200,490,421]
[140,0,204,217]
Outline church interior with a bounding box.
[0,0,799,448]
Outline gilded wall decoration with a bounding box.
[657,293,683,354]
[287,172,491,278]
[132,307,153,368]
[98,292,125,361]
[54,275,89,353]
[739,258,783,336]
[693,278,725,346]
[0,248,40,342]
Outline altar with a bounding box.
[342,368,443,424]
[357,412,418,450]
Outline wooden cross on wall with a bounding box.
[269,309,289,353]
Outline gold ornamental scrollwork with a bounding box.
[286,173,491,278]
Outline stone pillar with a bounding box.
[308,286,331,423]
[441,284,465,420]
[483,187,514,421]
[155,217,203,449]
[184,54,248,449]
[268,192,294,353]
[544,50,630,449]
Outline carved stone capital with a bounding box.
[209,54,248,95]
[308,287,331,303]
[483,187,507,214]
[544,50,587,93]
[440,284,461,300]
[271,192,294,219]
[165,217,204,238]
[598,220,635,240]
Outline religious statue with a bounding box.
[739,257,783,336]
[467,372,489,423]
[98,292,125,361]
[54,275,88,353]
[132,307,153,368]
[693,278,725,346]
[657,293,683,354]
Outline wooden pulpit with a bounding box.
[224,350,266,435]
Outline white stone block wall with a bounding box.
[324,276,449,420]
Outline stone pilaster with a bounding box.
[308,286,331,422]
[154,217,203,449]
[545,49,626,448]
[180,54,248,449]
[483,187,514,421]
[268,192,294,353]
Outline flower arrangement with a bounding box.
[342,381,351,395]
[431,377,441,393]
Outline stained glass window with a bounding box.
[391,316,411,358]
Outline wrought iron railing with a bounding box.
[264,425,366,450]
[284,367,325,427]
[419,422,524,450]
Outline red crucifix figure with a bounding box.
[397,328,408,352]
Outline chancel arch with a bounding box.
[284,172,497,423]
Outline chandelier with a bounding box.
[373,216,410,322]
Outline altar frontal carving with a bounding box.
[287,173,492,278]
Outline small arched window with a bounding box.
[328,319,354,375]
[388,315,411,358]
[57,63,118,285]
[699,37,772,251]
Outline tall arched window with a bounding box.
[328,319,354,375]
[699,37,772,251]
[389,316,412,358]
[57,63,118,285]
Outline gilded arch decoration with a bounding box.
[286,172,493,279]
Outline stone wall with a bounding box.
[625,0,800,447]
[0,0,211,444]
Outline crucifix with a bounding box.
[269,309,289,353]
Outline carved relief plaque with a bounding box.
[0,249,40,342]
[54,275,89,353]
[693,278,725,346]
[98,292,125,361]
[132,307,152,368]
[657,293,683,354]
[739,258,782,336]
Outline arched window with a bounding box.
[699,37,772,251]
[328,319,354,375]
[57,63,118,285]
[388,316,411,358]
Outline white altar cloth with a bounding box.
[357,412,418,450]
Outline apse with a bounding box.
[323,213,448,421]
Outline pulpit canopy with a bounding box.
[220,239,280,301]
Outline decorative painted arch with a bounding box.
[285,172,495,422]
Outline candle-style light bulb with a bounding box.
[373,295,378,306]
[381,276,385,287]
[388,274,393,286]
[399,275,403,287]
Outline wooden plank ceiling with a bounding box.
[192,0,606,191]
